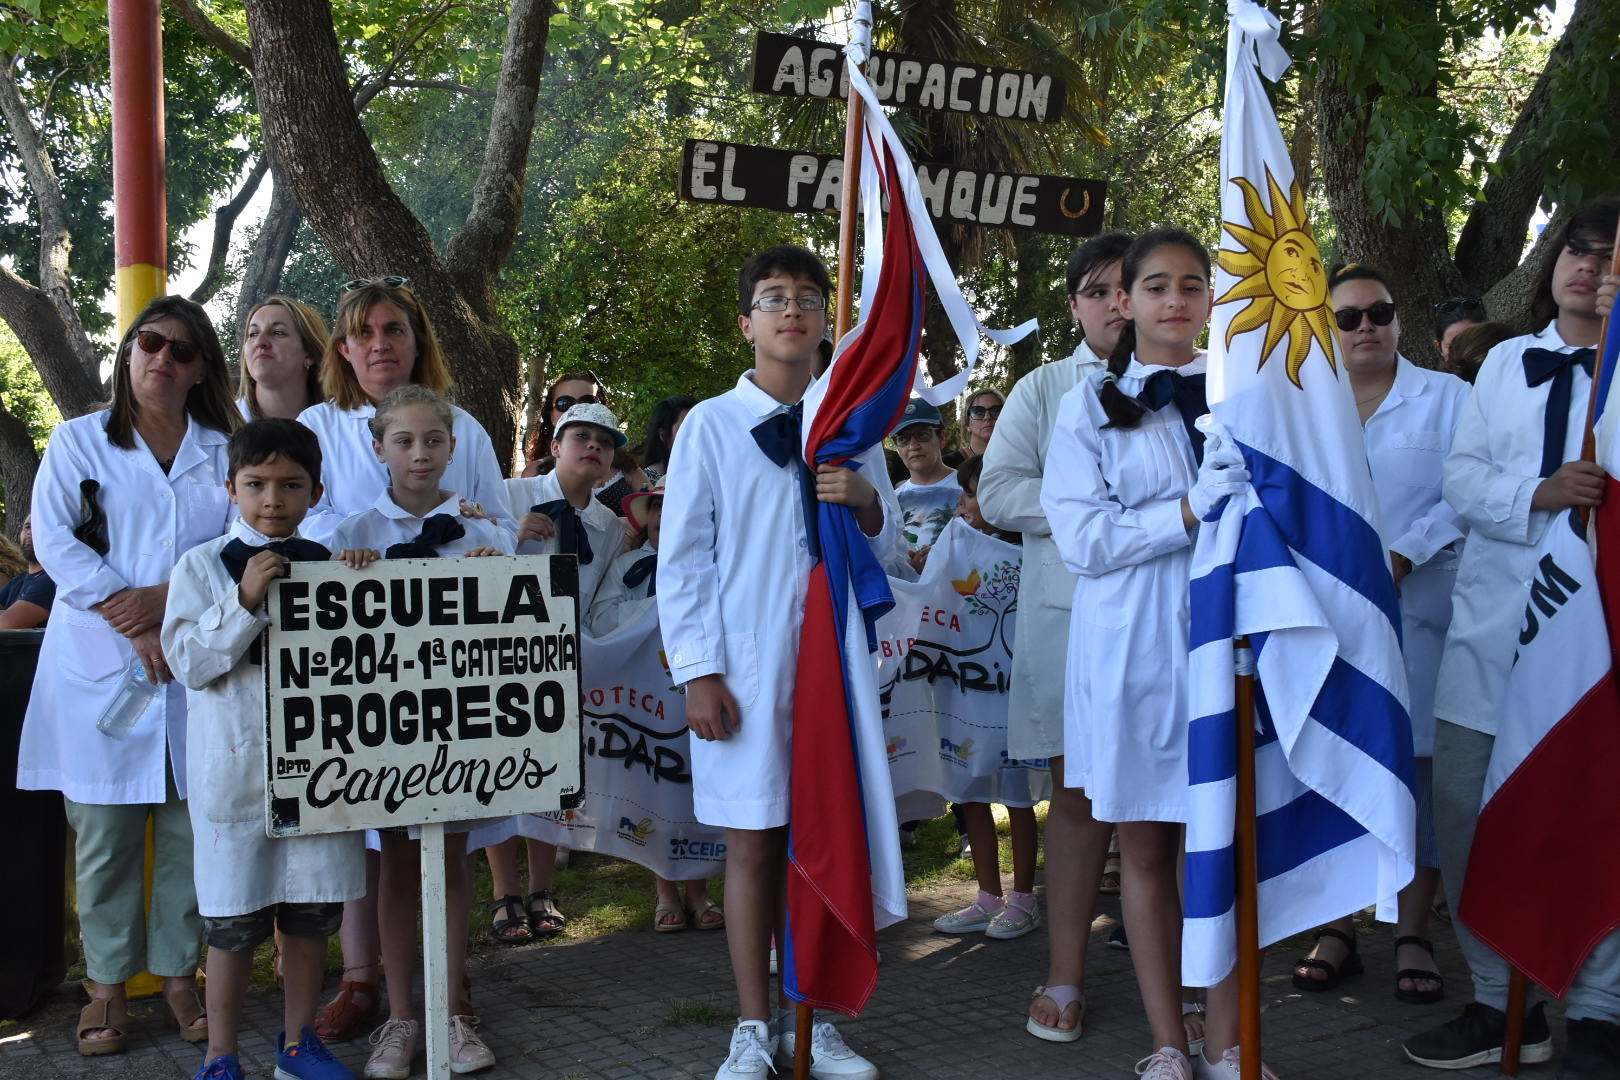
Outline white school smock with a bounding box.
[296,400,515,548]
[977,340,1105,760]
[163,521,366,916]
[1435,324,1591,737]
[588,541,658,637]
[1363,357,1470,756]
[1042,355,1205,824]
[657,370,901,831]
[505,470,621,617]
[332,489,513,557]
[17,411,233,804]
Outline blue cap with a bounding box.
[893,397,942,434]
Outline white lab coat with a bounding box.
[1435,324,1591,737]
[588,541,658,637]
[17,411,233,804]
[296,400,515,548]
[1363,357,1470,756]
[1042,356,1204,824]
[976,340,1105,759]
[333,489,513,557]
[505,471,623,616]
[162,521,366,915]
[658,372,900,827]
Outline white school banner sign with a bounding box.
[877,520,1050,811]
[470,605,729,880]
[264,557,584,836]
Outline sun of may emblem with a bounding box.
[1214,167,1339,388]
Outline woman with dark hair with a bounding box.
[237,295,327,420]
[17,295,238,1056]
[639,393,698,485]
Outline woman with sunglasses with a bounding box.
[520,371,608,477]
[295,279,514,547]
[1290,264,1468,1008]
[18,295,238,1055]
[963,388,1005,457]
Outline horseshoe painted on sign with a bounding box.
[1060,188,1090,219]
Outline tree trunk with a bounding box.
[0,397,39,538]
[232,157,305,336]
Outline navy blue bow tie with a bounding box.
[622,553,657,595]
[219,536,331,583]
[531,499,594,566]
[1523,347,1596,478]
[385,513,466,558]
[751,401,820,559]
[1136,369,1209,465]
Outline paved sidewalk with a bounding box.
[4,881,1558,1079]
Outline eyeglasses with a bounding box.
[893,427,936,446]
[968,403,1003,420]
[1334,302,1397,332]
[342,275,410,293]
[751,294,827,312]
[553,394,599,413]
[1433,297,1484,315]
[134,329,201,364]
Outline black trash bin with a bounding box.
[0,628,66,1019]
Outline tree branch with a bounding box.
[0,265,105,419]
[385,77,494,98]
[189,156,270,306]
[165,0,253,68]
[352,0,457,110]
[231,156,303,335]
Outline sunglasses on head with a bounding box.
[1334,302,1397,332]
[968,403,1003,420]
[134,329,201,364]
[341,275,410,293]
[553,394,599,413]
[1433,297,1484,315]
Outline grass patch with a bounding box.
[666,998,729,1026]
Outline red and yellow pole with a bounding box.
[110,0,167,330]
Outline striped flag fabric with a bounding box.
[1181,0,1417,988]
[1460,282,1620,997]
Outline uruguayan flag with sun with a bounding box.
[1180,0,1417,988]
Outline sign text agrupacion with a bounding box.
[263,556,584,836]
[680,139,1105,238]
[750,31,1065,124]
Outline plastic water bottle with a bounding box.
[96,660,160,739]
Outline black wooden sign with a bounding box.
[751,31,1065,124]
[680,139,1105,238]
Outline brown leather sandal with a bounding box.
[77,995,129,1056]
[314,979,381,1042]
[165,983,209,1044]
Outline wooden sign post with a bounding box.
[265,556,584,1080]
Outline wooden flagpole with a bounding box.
[795,7,871,1078]
[1233,637,1262,1080]
[1500,971,1528,1075]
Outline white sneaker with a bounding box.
[778,1020,878,1080]
[715,1019,777,1079]
[985,890,1040,940]
[932,890,1005,934]
[448,1015,495,1074]
[1135,1046,1194,1079]
[1194,1047,1279,1079]
[364,1019,420,1080]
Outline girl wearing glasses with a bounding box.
[295,280,515,548]
[1291,264,1468,1007]
[19,295,238,1055]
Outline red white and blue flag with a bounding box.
[1461,272,1620,997]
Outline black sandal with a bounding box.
[488,894,531,945]
[527,889,567,937]
[1394,935,1445,1004]
[1291,927,1363,991]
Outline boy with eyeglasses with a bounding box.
[890,398,959,575]
[658,244,899,1080]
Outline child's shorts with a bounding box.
[203,902,343,952]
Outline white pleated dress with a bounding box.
[1041,356,1204,824]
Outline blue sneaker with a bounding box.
[276,1027,355,1080]
[195,1055,243,1080]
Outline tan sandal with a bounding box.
[654,901,687,933]
[77,996,129,1056]
[165,983,209,1044]
[687,898,725,930]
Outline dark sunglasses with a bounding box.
[341,275,410,293]
[968,403,1003,420]
[553,394,599,413]
[134,329,201,364]
[1334,302,1397,332]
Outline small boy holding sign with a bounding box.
[162,419,365,1080]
